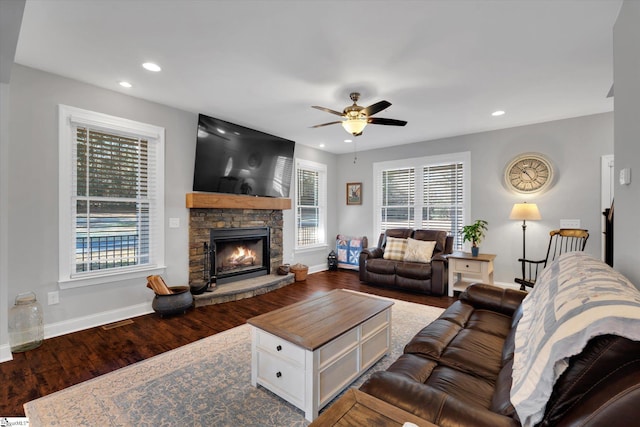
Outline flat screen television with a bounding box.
[193,114,295,198]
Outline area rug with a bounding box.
[24,293,444,426]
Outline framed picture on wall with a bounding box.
[346,182,362,205]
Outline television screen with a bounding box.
[193,114,295,198]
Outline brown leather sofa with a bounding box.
[360,282,640,426]
[358,229,454,296]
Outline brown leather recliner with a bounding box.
[359,228,454,296]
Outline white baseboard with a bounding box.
[0,344,12,363]
[308,264,327,274]
[44,302,154,340]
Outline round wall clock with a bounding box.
[504,153,554,194]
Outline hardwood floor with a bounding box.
[0,270,456,417]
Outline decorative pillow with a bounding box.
[403,238,437,263]
[383,237,408,261]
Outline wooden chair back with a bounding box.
[515,228,589,290]
[545,228,590,266]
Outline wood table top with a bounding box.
[309,388,437,427]
[447,251,496,262]
[247,289,393,351]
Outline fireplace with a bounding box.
[210,227,270,285]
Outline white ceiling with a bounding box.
[15,0,621,154]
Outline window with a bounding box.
[374,152,469,250]
[58,105,165,288]
[295,159,326,249]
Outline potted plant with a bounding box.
[461,220,488,256]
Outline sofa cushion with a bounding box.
[412,229,447,253]
[491,358,517,417]
[404,318,462,359]
[426,365,496,409]
[403,238,436,263]
[382,228,413,246]
[361,371,519,427]
[465,309,512,339]
[365,258,397,275]
[383,236,408,260]
[395,261,432,280]
[438,328,506,380]
[386,354,496,410]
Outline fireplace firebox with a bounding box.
[210,227,270,285]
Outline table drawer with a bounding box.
[453,259,482,273]
[256,350,305,402]
[255,329,305,365]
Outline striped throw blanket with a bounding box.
[511,252,640,427]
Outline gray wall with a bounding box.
[613,1,640,285]
[336,113,613,283]
[284,144,339,271]
[7,65,194,330]
[0,0,25,361]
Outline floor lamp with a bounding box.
[509,202,542,261]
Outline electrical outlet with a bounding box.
[48,291,60,305]
[560,219,581,228]
[169,218,180,228]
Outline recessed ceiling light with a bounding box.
[319,143,325,148]
[492,110,505,117]
[119,81,132,88]
[142,62,162,72]
[344,139,353,143]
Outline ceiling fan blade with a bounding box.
[311,106,345,117]
[362,100,391,117]
[310,121,343,128]
[368,117,408,126]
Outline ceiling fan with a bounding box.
[311,92,408,136]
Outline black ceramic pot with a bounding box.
[152,286,193,317]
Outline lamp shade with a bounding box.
[342,118,367,135]
[509,203,541,221]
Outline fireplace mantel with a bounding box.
[186,193,291,210]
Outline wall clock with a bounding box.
[504,153,554,194]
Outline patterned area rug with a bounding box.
[24,293,444,426]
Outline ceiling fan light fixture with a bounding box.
[342,117,367,135]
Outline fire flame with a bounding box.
[227,246,256,266]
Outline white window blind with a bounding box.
[374,153,469,250]
[74,128,153,272]
[422,163,464,248]
[295,159,326,248]
[59,105,165,287]
[380,167,415,229]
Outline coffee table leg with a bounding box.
[250,327,258,387]
[304,351,318,421]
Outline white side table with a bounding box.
[447,251,496,297]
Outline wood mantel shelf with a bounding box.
[186,192,291,210]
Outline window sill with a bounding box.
[295,244,329,253]
[58,265,167,289]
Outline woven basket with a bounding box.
[289,263,309,281]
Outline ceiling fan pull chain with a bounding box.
[353,140,358,164]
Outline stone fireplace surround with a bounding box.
[186,193,292,305]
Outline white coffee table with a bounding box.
[248,290,393,421]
